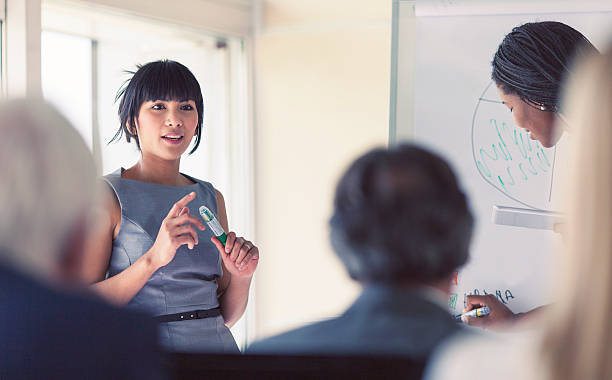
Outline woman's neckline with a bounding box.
[118,167,198,188]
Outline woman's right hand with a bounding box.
[461,294,515,329]
[149,192,206,269]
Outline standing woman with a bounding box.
[463,22,597,328]
[82,60,258,353]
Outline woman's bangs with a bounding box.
[140,64,201,104]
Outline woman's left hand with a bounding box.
[211,232,259,278]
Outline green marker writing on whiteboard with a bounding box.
[199,206,227,246]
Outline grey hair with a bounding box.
[0,99,97,279]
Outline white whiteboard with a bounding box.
[391,0,612,318]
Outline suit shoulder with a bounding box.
[247,318,341,354]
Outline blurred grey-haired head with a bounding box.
[0,99,98,282]
[330,144,473,286]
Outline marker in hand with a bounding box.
[199,206,227,245]
[455,306,490,321]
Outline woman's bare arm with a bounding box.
[214,190,258,327]
[83,188,203,306]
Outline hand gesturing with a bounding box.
[150,192,206,268]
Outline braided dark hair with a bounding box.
[492,22,597,111]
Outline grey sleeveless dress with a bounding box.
[103,168,239,353]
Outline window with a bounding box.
[41,31,93,149]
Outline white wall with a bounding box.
[253,0,391,338]
[46,0,252,37]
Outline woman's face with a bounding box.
[497,87,560,148]
[133,99,198,160]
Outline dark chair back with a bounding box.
[165,352,427,380]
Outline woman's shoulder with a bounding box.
[101,168,124,188]
[102,168,123,180]
[181,173,216,192]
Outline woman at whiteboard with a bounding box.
[462,21,597,329]
[427,43,612,380]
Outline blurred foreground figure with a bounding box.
[0,99,164,379]
[250,144,474,359]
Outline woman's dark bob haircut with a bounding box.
[110,60,204,154]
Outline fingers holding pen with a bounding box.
[464,294,499,313]
[224,232,237,254]
[235,240,255,267]
[461,294,514,330]
[216,232,259,276]
[238,246,259,274]
[230,237,258,272]
[229,237,246,262]
[226,236,256,267]
[238,247,259,272]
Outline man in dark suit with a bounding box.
[0,99,164,379]
[0,263,164,379]
[249,145,474,358]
